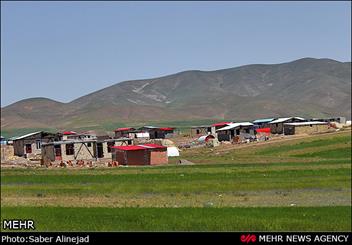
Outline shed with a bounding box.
[111,144,168,166]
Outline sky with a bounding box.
[1,1,351,106]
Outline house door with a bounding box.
[97,143,104,158]
[54,145,62,160]
[25,144,32,154]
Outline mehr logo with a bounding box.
[241,234,257,243]
[2,219,35,230]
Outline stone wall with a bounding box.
[294,124,331,135]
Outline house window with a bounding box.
[65,144,74,155]
[25,144,32,153]
[107,142,114,153]
[36,140,41,149]
[87,142,91,147]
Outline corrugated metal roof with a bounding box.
[158,127,175,131]
[114,127,135,132]
[63,131,77,135]
[253,118,275,123]
[216,122,253,131]
[211,122,232,127]
[112,144,167,151]
[269,117,305,124]
[12,131,43,140]
[284,121,328,126]
[141,126,159,129]
[112,145,146,151]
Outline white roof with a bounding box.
[269,117,305,124]
[284,121,328,126]
[217,122,253,131]
[12,131,43,140]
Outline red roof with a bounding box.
[111,144,167,151]
[114,127,135,132]
[211,122,232,127]
[256,128,271,133]
[63,131,77,135]
[158,127,174,131]
[111,145,146,151]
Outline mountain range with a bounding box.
[1,57,351,133]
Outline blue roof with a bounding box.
[253,118,275,123]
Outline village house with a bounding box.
[283,121,331,135]
[190,122,232,137]
[12,131,62,159]
[216,122,255,142]
[252,118,275,128]
[268,117,306,134]
[138,126,175,139]
[111,143,168,166]
[41,137,133,164]
[114,127,136,138]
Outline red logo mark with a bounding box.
[241,234,256,243]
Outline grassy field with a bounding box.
[1,207,350,231]
[1,130,351,231]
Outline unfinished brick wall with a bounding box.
[294,124,331,135]
[150,150,168,165]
